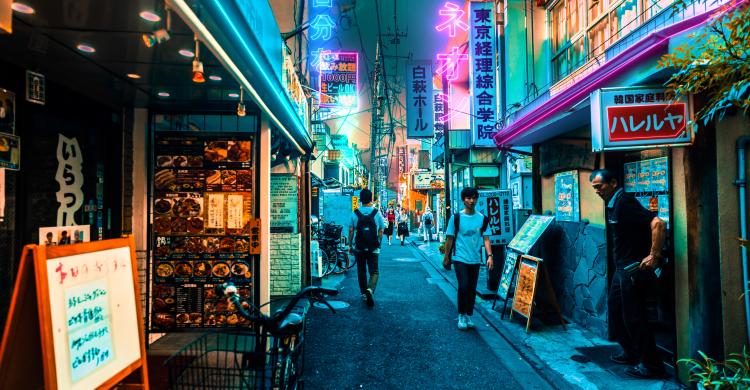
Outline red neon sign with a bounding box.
[607,103,687,142]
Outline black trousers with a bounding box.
[454,262,480,315]
[355,251,379,294]
[609,269,662,370]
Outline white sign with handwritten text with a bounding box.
[45,246,140,390]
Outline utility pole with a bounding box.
[368,42,381,193]
[442,73,452,229]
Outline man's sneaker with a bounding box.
[457,315,468,331]
[361,294,368,303]
[365,288,375,307]
[610,351,637,365]
[465,315,476,329]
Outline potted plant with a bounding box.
[679,349,750,389]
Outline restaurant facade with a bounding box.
[495,0,749,381]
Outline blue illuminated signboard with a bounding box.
[469,2,497,147]
[406,61,434,138]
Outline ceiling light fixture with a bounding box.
[11,2,35,14]
[191,36,205,83]
[236,87,246,117]
[179,49,194,58]
[142,7,171,48]
[139,11,161,22]
[208,75,222,81]
[126,73,141,79]
[157,92,170,97]
[228,93,239,98]
[76,44,96,53]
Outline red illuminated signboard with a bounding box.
[591,87,693,151]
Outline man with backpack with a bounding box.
[348,189,386,307]
[421,207,434,242]
[442,187,493,330]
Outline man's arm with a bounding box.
[640,217,666,270]
[443,236,455,268]
[483,236,493,269]
[348,226,355,253]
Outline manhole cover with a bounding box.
[393,257,422,263]
[313,300,350,310]
[570,355,591,363]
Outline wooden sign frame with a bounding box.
[0,237,149,389]
[509,255,566,332]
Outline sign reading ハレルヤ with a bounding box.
[477,189,513,245]
[591,87,692,151]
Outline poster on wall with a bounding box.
[636,159,652,193]
[554,170,580,222]
[270,174,298,233]
[650,157,668,192]
[477,189,513,245]
[151,133,255,331]
[39,225,90,245]
[0,132,19,170]
[0,88,15,134]
[623,162,637,193]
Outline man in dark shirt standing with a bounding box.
[590,169,666,379]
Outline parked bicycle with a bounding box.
[315,222,354,276]
[165,285,338,389]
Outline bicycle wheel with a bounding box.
[330,251,347,275]
[323,249,338,276]
[343,251,356,270]
[319,250,332,277]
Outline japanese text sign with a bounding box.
[308,0,337,87]
[398,146,407,174]
[469,2,497,147]
[406,61,434,138]
[435,2,469,81]
[591,87,693,151]
[319,52,358,108]
[508,215,555,254]
[477,190,514,245]
[554,170,580,222]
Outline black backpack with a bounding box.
[425,213,433,224]
[354,209,380,252]
[451,212,490,256]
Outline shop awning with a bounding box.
[169,0,313,154]
[492,8,718,148]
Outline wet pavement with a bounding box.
[302,238,553,389]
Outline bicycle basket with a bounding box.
[165,330,304,390]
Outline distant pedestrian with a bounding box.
[421,207,434,242]
[397,210,409,246]
[590,169,666,379]
[442,187,493,331]
[349,189,386,307]
[384,206,396,245]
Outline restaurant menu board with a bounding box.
[512,256,540,320]
[498,250,519,300]
[636,159,652,193]
[477,190,513,245]
[152,134,255,330]
[45,246,142,389]
[554,171,580,222]
[649,157,668,192]
[623,162,637,193]
[270,174,299,233]
[507,215,555,254]
[624,156,670,224]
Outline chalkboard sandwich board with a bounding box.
[0,236,149,389]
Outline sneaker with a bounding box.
[361,294,368,302]
[365,288,375,307]
[610,351,638,365]
[388,241,392,246]
[465,315,476,329]
[457,315,468,331]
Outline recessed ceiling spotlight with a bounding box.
[76,44,96,53]
[139,11,161,22]
[208,75,222,81]
[178,49,194,57]
[228,93,239,98]
[157,92,170,97]
[126,73,141,79]
[11,2,35,14]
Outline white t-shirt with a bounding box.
[445,211,490,264]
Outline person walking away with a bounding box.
[422,207,435,242]
[397,210,410,246]
[349,189,385,307]
[384,206,396,245]
[590,169,666,379]
[442,187,493,330]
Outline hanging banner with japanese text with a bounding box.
[406,61,434,138]
[477,189,513,245]
[591,87,693,151]
[554,170,580,222]
[319,51,358,109]
[308,0,337,90]
[398,146,407,175]
[469,2,497,147]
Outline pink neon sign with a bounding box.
[435,2,469,37]
[436,46,468,81]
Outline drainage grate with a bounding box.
[392,257,422,263]
[313,300,350,310]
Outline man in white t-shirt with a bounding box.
[348,189,386,307]
[442,187,493,330]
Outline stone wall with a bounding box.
[270,233,302,296]
[539,221,608,337]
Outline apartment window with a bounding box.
[611,0,640,39]
[646,0,673,17]
[588,0,610,22]
[568,0,585,37]
[551,1,568,53]
[587,17,609,58]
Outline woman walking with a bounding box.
[397,209,410,246]
[384,206,396,245]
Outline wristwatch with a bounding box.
[486,254,493,259]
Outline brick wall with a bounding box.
[270,233,302,296]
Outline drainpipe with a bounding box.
[736,135,750,346]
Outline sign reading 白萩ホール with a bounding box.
[406,61,434,139]
[591,86,693,151]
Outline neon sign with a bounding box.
[435,2,469,37]
[319,51,358,108]
[436,46,468,81]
